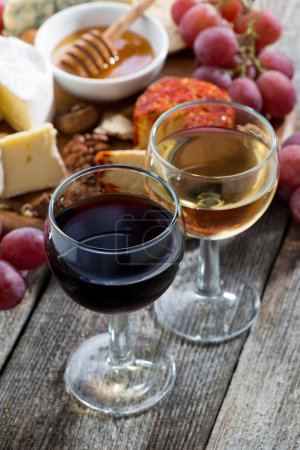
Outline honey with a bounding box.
[53,27,155,79]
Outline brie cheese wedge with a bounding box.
[0,37,54,132]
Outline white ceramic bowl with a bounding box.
[35,2,169,101]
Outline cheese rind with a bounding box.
[0,37,54,132]
[0,123,66,198]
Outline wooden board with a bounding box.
[0,197,291,450]
[0,267,48,372]
[206,223,300,450]
[1,0,300,448]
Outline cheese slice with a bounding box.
[4,0,134,36]
[94,149,145,193]
[0,123,66,198]
[0,37,54,132]
[95,149,145,167]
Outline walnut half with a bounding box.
[61,133,110,172]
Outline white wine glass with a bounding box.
[147,100,279,343]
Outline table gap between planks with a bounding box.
[1,0,300,448]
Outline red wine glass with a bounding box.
[45,165,184,415]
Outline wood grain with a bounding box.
[0,199,290,450]
[0,268,49,372]
[0,210,44,234]
[0,0,300,448]
[206,224,300,450]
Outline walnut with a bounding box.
[55,103,99,135]
[61,133,110,172]
[21,204,39,218]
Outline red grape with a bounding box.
[256,70,296,118]
[234,10,257,34]
[179,3,222,47]
[0,227,47,270]
[19,270,29,278]
[258,49,294,79]
[245,60,257,80]
[220,0,243,22]
[192,65,232,89]
[277,184,294,201]
[282,132,300,148]
[0,260,26,310]
[171,0,200,25]
[254,9,282,50]
[234,8,281,49]
[228,77,263,111]
[224,54,242,70]
[193,26,239,66]
[0,0,4,32]
[289,187,300,224]
[279,145,300,189]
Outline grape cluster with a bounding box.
[277,133,300,224]
[0,226,47,310]
[171,0,296,119]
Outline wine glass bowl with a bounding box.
[45,165,184,414]
[148,100,278,240]
[147,100,279,342]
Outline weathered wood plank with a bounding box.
[0,268,49,372]
[204,1,300,445]
[0,199,290,450]
[206,224,300,450]
[0,0,299,448]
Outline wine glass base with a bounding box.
[65,334,176,415]
[155,274,260,343]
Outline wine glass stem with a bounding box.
[195,239,222,297]
[108,313,135,367]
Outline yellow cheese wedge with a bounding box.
[0,123,66,198]
[95,149,145,167]
[95,149,146,192]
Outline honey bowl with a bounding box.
[35,2,169,101]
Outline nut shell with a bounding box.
[55,103,99,135]
[62,132,110,172]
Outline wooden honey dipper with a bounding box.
[61,0,157,78]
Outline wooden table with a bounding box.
[1,1,300,449]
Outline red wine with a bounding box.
[46,194,184,314]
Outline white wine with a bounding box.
[153,127,278,239]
